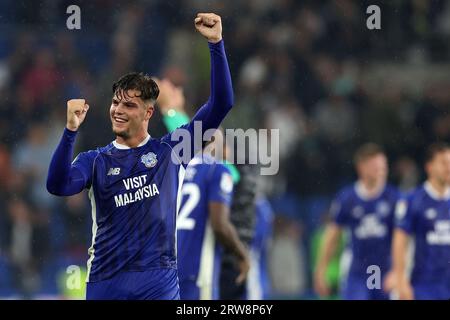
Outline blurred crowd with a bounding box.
[0,0,449,298]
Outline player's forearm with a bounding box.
[209,40,234,116]
[191,40,234,129]
[215,220,247,261]
[391,229,410,279]
[46,128,86,196]
[316,224,341,274]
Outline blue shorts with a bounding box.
[86,268,180,300]
[341,275,389,300]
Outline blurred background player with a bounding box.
[246,194,274,300]
[314,143,400,300]
[386,143,450,300]
[46,13,234,300]
[219,164,259,299]
[310,214,345,300]
[155,78,250,300]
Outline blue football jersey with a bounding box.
[395,182,450,286]
[46,40,234,294]
[176,155,234,299]
[72,132,193,282]
[331,183,400,276]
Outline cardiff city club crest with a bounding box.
[141,152,158,168]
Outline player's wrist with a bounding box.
[207,36,222,44]
[397,274,409,284]
[66,124,79,132]
[391,271,408,285]
[64,127,79,139]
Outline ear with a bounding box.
[145,104,154,121]
[425,162,431,176]
[355,162,363,176]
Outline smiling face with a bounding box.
[109,72,159,145]
[110,89,154,140]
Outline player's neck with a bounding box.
[426,179,450,198]
[115,132,150,149]
[357,180,385,199]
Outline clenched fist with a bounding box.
[66,99,89,131]
[194,13,222,44]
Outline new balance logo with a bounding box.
[107,168,121,176]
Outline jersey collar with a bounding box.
[354,181,385,201]
[424,181,450,201]
[113,134,150,150]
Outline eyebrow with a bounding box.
[112,97,139,107]
[123,101,138,107]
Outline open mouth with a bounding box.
[113,117,128,124]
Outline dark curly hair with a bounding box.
[112,72,159,103]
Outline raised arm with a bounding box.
[161,13,233,165]
[170,14,233,133]
[190,13,234,129]
[46,99,93,196]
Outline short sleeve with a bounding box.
[330,191,349,226]
[207,164,234,206]
[395,195,416,234]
